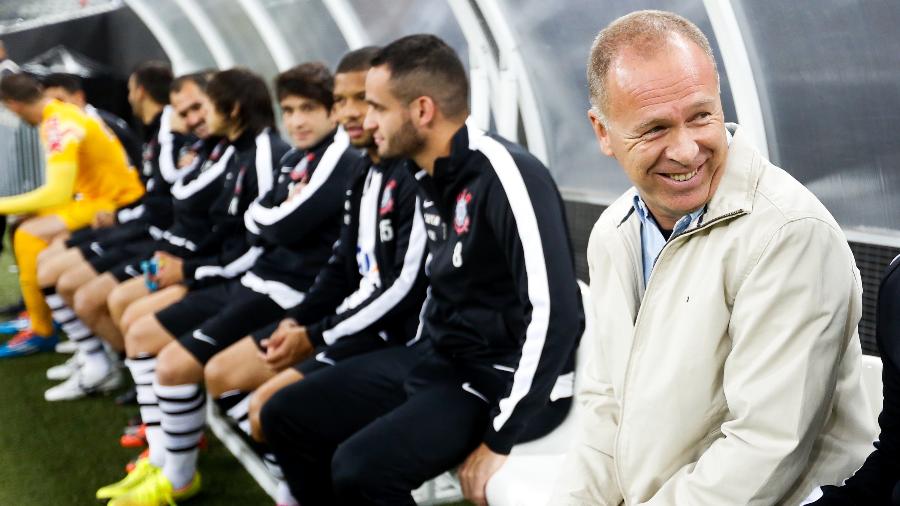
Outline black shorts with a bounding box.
[66,226,97,249]
[294,332,392,375]
[71,224,145,259]
[87,239,157,277]
[104,237,194,283]
[159,280,286,365]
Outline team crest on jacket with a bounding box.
[454,189,472,235]
[380,179,397,216]
[290,153,314,184]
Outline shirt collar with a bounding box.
[631,193,705,238]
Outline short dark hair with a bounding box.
[170,70,213,94]
[336,46,381,74]
[274,62,334,111]
[42,73,83,94]
[131,61,173,105]
[0,72,43,103]
[207,67,275,135]
[371,34,468,120]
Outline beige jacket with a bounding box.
[552,126,876,505]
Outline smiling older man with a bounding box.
[552,10,875,506]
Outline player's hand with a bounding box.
[92,211,116,229]
[153,251,184,288]
[459,443,507,506]
[178,151,197,169]
[260,318,313,371]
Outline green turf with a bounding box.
[0,245,271,505]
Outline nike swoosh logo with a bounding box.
[192,330,217,346]
[461,382,488,402]
[315,351,336,366]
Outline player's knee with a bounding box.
[36,260,56,288]
[156,344,195,385]
[107,284,129,319]
[249,386,280,442]
[72,283,101,317]
[124,315,156,357]
[203,353,230,397]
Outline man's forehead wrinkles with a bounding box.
[628,77,702,101]
[632,83,707,112]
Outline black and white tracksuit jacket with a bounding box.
[413,123,584,454]
[149,135,227,256]
[285,155,428,347]
[116,106,185,229]
[193,128,358,300]
[97,107,187,246]
[177,128,290,286]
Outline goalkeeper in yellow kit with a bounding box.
[0,73,143,357]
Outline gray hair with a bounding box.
[587,10,718,123]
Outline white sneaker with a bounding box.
[46,353,83,381]
[44,366,122,402]
[55,340,77,354]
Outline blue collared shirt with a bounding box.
[632,195,705,285]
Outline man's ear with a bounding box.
[411,96,436,128]
[230,103,241,121]
[136,85,147,103]
[588,108,615,158]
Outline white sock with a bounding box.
[216,389,253,435]
[156,381,205,489]
[275,480,298,506]
[226,393,252,436]
[62,315,111,381]
[127,356,165,468]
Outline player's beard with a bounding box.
[380,117,425,160]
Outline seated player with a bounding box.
[261,35,583,506]
[101,68,287,339]
[59,72,214,365]
[94,67,302,505]
[0,73,144,358]
[202,47,428,506]
[36,62,185,400]
[42,72,143,168]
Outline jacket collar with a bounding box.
[304,127,338,158]
[617,123,760,230]
[429,121,477,183]
[232,128,261,151]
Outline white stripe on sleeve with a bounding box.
[468,127,552,432]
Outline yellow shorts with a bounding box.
[37,198,117,230]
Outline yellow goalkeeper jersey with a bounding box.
[0,99,144,215]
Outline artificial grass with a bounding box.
[0,245,271,505]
